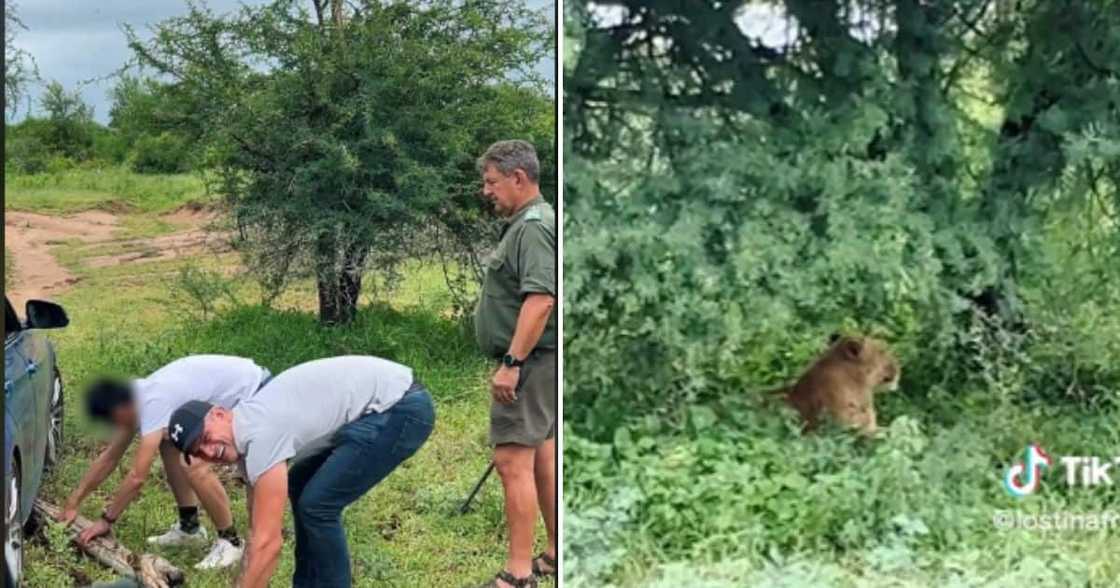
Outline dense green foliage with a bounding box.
[564,1,1119,585]
[3,76,198,175]
[126,0,554,324]
[565,399,1120,586]
[5,83,103,175]
[106,76,199,173]
[37,81,97,160]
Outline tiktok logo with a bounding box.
[1004,443,1053,498]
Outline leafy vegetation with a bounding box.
[563,1,1119,586]
[5,166,210,215]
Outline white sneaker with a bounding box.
[147,522,209,546]
[194,538,243,570]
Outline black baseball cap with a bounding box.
[168,400,214,464]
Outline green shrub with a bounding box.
[44,155,76,175]
[564,394,1120,586]
[5,134,52,174]
[164,263,243,321]
[91,127,130,164]
[129,132,193,174]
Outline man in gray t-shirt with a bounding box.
[169,355,436,588]
[59,355,270,570]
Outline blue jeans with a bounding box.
[287,388,435,587]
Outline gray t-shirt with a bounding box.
[232,355,414,484]
[136,355,268,436]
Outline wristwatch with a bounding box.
[502,353,525,368]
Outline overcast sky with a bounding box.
[10,0,556,123]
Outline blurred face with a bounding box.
[481,164,527,217]
[189,408,240,464]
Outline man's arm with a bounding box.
[508,220,556,359]
[103,431,163,521]
[77,431,163,543]
[238,464,287,588]
[507,293,556,359]
[60,427,134,522]
[492,294,555,403]
[491,220,556,403]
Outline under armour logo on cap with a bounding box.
[167,400,215,464]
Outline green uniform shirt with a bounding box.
[475,196,558,358]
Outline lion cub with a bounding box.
[776,334,900,435]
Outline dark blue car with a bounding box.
[5,295,68,587]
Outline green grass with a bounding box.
[16,197,551,587]
[565,396,1120,587]
[5,166,211,214]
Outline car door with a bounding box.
[22,327,54,466]
[4,300,35,514]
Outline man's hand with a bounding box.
[491,365,520,404]
[78,518,112,545]
[58,498,80,526]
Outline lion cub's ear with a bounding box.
[829,332,842,344]
[840,337,863,360]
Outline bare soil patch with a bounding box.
[5,208,227,308]
[84,229,228,268]
[5,211,118,308]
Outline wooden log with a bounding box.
[33,499,185,588]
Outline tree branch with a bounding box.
[33,500,185,588]
[1074,41,1118,78]
[312,0,325,28]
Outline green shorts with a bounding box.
[490,350,557,447]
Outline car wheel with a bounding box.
[45,369,64,470]
[6,457,22,586]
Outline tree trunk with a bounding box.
[970,87,1061,327]
[317,269,362,325]
[32,499,185,588]
[331,0,344,28]
[317,238,366,325]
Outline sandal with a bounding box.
[479,570,538,588]
[532,553,557,578]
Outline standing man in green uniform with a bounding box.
[474,140,557,588]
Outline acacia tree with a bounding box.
[434,82,557,314]
[4,0,37,119]
[40,81,96,159]
[128,0,550,323]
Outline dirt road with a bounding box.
[5,208,223,310]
